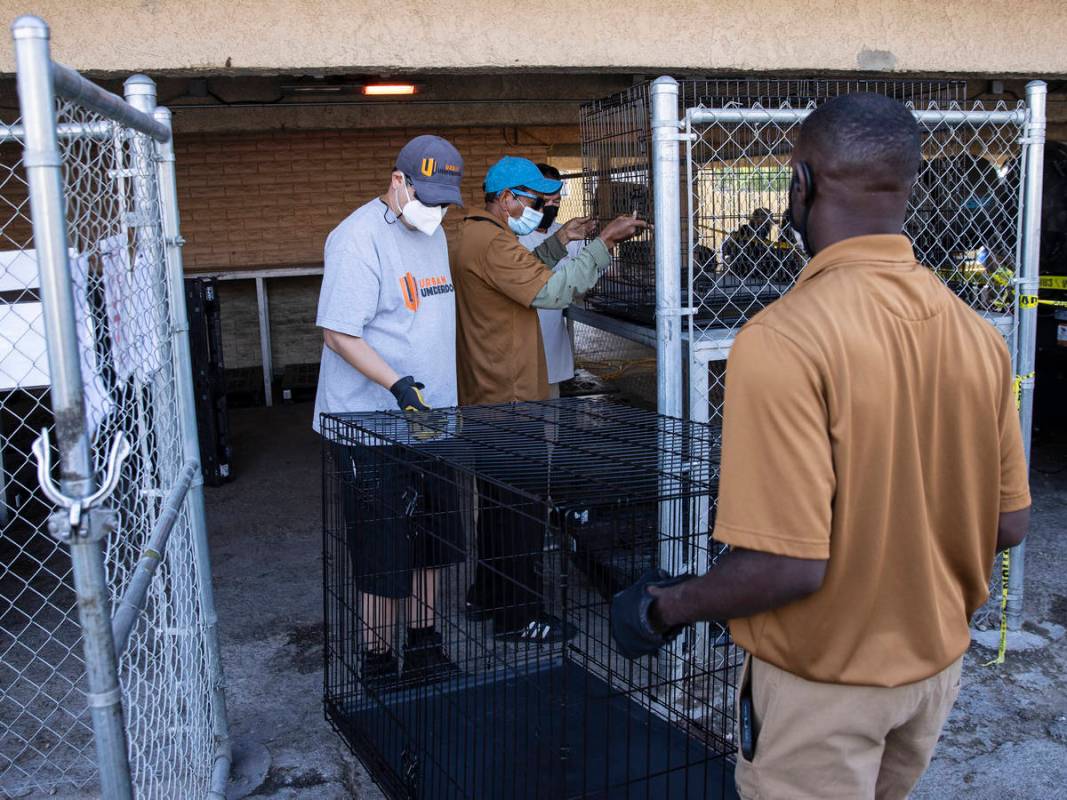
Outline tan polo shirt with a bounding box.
[450,215,557,404]
[714,234,1031,688]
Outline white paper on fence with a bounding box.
[99,234,165,382]
[0,249,114,436]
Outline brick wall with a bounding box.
[176,126,563,271]
[177,125,572,377]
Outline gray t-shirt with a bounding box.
[313,198,458,433]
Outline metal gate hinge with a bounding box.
[166,235,186,247]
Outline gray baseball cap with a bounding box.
[395,135,464,207]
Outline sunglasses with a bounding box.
[509,187,546,211]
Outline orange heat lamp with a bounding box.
[362,83,417,96]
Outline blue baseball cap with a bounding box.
[395,135,464,206]
[483,156,563,196]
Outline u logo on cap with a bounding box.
[420,158,436,177]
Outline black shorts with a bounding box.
[338,442,465,599]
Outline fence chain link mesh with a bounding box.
[683,99,1025,633]
[1,94,216,797]
[577,80,1033,724]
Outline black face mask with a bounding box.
[538,205,560,231]
[788,161,816,257]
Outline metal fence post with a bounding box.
[151,101,234,797]
[1007,79,1047,631]
[651,76,683,419]
[11,15,134,799]
[650,76,687,696]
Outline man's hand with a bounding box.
[555,215,597,244]
[390,375,430,412]
[610,568,695,659]
[598,214,650,249]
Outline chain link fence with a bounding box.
[576,76,1046,695]
[1,16,228,798]
[683,99,1025,417]
[681,99,1034,638]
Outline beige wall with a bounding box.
[1,1,1064,77]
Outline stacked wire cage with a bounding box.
[578,78,971,326]
[322,399,735,799]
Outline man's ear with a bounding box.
[390,170,405,189]
[792,161,814,204]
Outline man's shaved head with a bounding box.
[788,92,923,254]
[797,93,922,193]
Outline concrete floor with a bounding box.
[208,401,1067,799]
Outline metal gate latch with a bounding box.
[32,428,131,541]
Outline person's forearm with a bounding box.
[532,233,566,269]
[531,239,611,309]
[996,506,1030,551]
[323,330,400,389]
[650,548,827,629]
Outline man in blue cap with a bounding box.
[315,134,467,688]
[451,155,647,642]
[452,155,645,404]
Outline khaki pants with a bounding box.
[735,655,962,800]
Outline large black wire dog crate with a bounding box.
[578,78,974,326]
[322,399,735,800]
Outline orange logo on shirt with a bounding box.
[400,272,420,312]
[400,272,454,312]
[420,158,436,177]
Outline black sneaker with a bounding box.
[401,631,461,686]
[494,614,577,644]
[360,649,400,692]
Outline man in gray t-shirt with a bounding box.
[315,135,464,689]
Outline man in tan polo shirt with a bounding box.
[611,93,1031,798]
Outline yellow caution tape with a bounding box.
[1039,298,1067,308]
[984,549,1011,666]
[1020,294,1039,309]
[1040,275,1067,291]
[1012,372,1033,411]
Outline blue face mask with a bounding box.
[505,191,544,236]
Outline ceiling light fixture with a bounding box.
[362,83,417,96]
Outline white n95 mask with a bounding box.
[397,183,446,236]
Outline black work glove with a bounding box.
[610,568,695,659]
[390,375,430,412]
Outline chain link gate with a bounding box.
[1,16,230,798]
[576,76,1046,722]
[658,79,1045,638]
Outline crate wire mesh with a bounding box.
[579,79,969,323]
[0,69,221,798]
[536,170,659,406]
[323,399,737,799]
